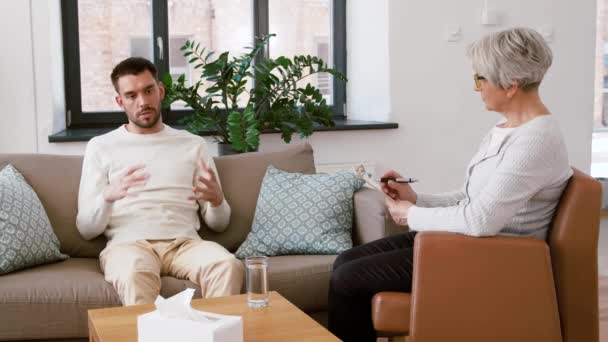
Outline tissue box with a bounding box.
[137,309,243,342]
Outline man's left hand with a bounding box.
[385,197,414,226]
[189,159,224,207]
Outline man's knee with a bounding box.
[213,256,245,275]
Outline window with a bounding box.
[61,0,346,128]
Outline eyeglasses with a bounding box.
[473,73,486,91]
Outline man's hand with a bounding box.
[385,197,414,226]
[103,164,149,203]
[380,170,417,203]
[189,159,224,207]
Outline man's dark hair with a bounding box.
[110,57,158,92]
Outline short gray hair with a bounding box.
[467,27,553,91]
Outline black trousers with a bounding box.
[328,231,417,342]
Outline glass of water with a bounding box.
[245,256,269,308]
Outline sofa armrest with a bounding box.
[409,232,562,342]
[352,187,407,245]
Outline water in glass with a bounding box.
[246,256,269,308]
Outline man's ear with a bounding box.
[115,95,124,109]
[158,82,165,100]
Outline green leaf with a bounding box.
[280,125,293,143]
[158,33,344,152]
[205,51,215,61]
[162,72,173,86]
[227,111,246,152]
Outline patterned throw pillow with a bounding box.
[0,165,68,274]
[235,166,364,258]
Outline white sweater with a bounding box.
[76,124,231,248]
[408,115,572,239]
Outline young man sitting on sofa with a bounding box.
[76,57,244,306]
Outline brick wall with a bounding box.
[77,0,331,113]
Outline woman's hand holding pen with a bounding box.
[380,170,417,203]
[381,170,417,226]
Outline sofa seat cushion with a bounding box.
[0,258,208,340]
[0,258,120,340]
[155,255,336,313]
[266,254,336,312]
[0,255,336,339]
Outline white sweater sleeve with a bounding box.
[407,134,552,237]
[76,140,113,240]
[415,189,466,208]
[198,155,231,232]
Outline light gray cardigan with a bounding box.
[408,115,572,239]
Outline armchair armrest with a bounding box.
[409,232,562,342]
[352,187,407,245]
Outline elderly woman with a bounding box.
[328,27,572,342]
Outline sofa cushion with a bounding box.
[0,257,208,340]
[0,154,107,258]
[0,258,120,340]
[0,255,334,339]
[266,255,336,312]
[236,166,364,258]
[0,165,68,274]
[205,143,316,252]
[155,255,336,313]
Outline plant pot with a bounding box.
[217,143,258,156]
[217,143,239,156]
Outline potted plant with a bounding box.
[161,34,347,155]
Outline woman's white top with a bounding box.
[408,115,572,239]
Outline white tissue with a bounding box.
[138,289,243,342]
[154,288,216,322]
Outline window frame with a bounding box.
[61,0,347,128]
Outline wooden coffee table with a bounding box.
[88,291,339,342]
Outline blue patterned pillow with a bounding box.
[0,165,68,274]
[235,166,364,258]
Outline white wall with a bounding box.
[347,0,391,121]
[384,0,596,192]
[0,0,597,193]
[0,1,37,153]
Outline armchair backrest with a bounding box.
[547,168,601,342]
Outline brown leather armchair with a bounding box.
[371,168,601,342]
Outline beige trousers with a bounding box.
[99,238,244,306]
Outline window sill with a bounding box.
[48,119,399,143]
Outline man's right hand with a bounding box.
[103,164,149,203]
[380,170,417,203]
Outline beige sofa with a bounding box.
[0,142,403,342]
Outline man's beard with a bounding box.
[131,107,161,129]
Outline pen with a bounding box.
[378,177,419,184]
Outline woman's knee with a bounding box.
[330,262,364,297]
[333,248,360,271]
